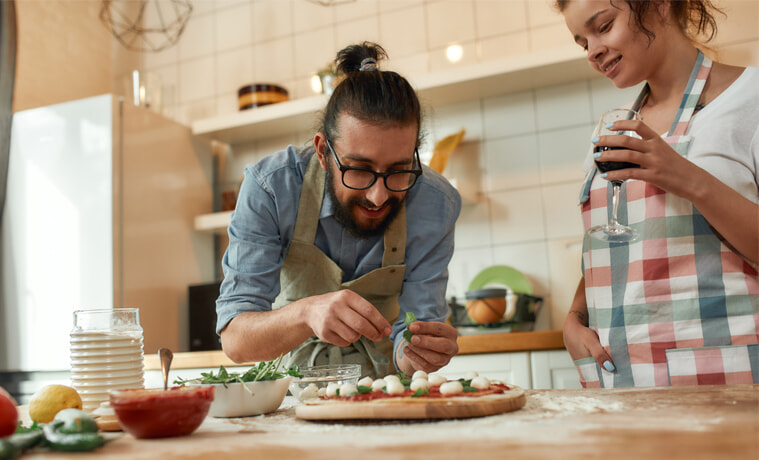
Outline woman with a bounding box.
[556,0,759,387]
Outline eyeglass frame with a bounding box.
[324,137,423,192]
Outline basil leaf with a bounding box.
[403,312,417,342]
[411,387,429,397]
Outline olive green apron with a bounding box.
[273,154,406,378]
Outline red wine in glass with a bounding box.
[587,108,642,243]
[593,146,640,173]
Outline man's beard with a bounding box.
[325,167,405,239]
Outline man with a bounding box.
[216,43,462,378]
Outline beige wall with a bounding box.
[13,0,112,111]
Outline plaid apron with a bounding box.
[575,50,759,387]
[272,154,406,379]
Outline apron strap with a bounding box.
[292,153,326,244]
[381,203,406,267]
[668,50,712,137]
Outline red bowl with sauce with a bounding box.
[110,386,214,439]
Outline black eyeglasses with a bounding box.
[325,138,423,192]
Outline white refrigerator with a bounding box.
[0,94,215,375]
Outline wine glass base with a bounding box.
[588,224,639,243]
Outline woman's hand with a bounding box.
[593,118,704,199]
[563,278,615,372]
[595,118,759,264]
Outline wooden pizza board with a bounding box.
[295,386,526,420]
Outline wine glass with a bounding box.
[587,108,641,243]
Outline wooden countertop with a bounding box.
[20,385,758,460]
[145,330,565,370]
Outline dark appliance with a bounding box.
[188,281,222,351]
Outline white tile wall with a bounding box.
[426,1,477,50]
[137,0,759,332]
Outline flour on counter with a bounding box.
[525,393,625,415]
[202,393,628,448]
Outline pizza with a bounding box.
[294,371,526,420]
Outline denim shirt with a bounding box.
[216,146,462,358]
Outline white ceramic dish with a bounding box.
[200,376,292,418]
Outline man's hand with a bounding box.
[397,320,459,374]
[303,289,392,346]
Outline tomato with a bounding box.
[0,387,18,438]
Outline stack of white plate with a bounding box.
[70,331,144,412]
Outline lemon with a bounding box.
[28,384,83,423]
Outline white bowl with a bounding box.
[201,377,292,418]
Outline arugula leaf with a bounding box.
[174,354,302,387]
[403,312,417,343]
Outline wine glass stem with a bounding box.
[610,181,623,227]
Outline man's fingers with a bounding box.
[409,320,457,340]
[340,290,392,337]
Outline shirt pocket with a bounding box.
[665,344,759,386]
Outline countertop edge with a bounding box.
[145,330,565,371]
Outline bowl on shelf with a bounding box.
[237,83,289,110]
[109,386,214,439]
[289,364,361,401]
[200,377,292,418]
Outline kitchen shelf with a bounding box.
[191,46,595,231]
[194,210,233,234]
[191,46,594,144]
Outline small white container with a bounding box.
[201,377,292,418]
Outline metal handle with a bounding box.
[159,348,173,391]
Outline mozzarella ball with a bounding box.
[439,380,464,395]
[371,379,387,392]
[384,374,401,384]
[410,378,429,392]
[325,382,340,397]
[357,376,374,388]
[464,371,479,380]
[298,383,320,401]
[385,379,406,395]
[470,376,491,390]
[412,370,428,381]
[428,373,447,386]
[339,383,358,397]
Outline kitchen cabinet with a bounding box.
[530,349,581,389]
[190,46,595,232]
[439,349,580,390]
[438,352,532,389]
